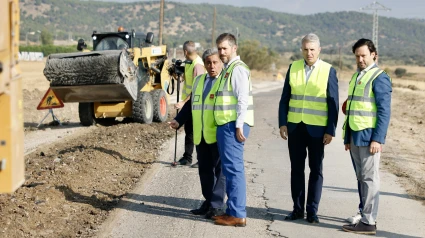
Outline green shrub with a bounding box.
[19,45,79,56]
[394,68,407,78]
[238,40,280,71]
[290,52,302,61]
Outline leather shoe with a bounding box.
[190,162,199,168]
[307,214,320,224]
[205,208,225,219]
[342,221,376,235]
[177,157,192,166]
[214,215,246,227]
[190,201,210,215]
[285,211,304,220]
[212,213,229,220]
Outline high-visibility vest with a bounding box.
[182,56,204,101]
[214,59,254,126]
[191,74,221,145]
[287,59,331,126]
[343,67,388,135]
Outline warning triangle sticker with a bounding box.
[37,88,64,110]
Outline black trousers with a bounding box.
[288,123,324,215]
[196,137,226,209]
[183,116,194,162]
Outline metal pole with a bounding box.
[173,73,181,165]
[159,0,164,45]
[212,7,216,47]
[360,1,391,56]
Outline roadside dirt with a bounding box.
[382,87,425,204]
[0,122,175,237]
[0,61,177,237]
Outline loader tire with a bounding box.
[133,91,153,124]
[152,89,168,122]
[79,102,95,126]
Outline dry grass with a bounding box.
[20,60,50,92]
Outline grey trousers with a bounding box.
[350,139,380,225]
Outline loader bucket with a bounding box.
[44,50,144,102]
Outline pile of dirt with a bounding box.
[382,87,425,204]
[0,121,176,237]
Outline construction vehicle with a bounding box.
[0,0,25,193]
[43,27,170,126]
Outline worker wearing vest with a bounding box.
[212,33,254,227]
[169,48,226,219]
[174,41,205,167]
[342,39,392,235]
[278,33,339,224]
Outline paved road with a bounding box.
[97,81,425,238]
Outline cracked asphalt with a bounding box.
[96,81,425,238]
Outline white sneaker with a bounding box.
[346,212,362,224]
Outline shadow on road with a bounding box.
[24,121,82,129]
[56,187,423,237]
[324,185,425,201]
[56,145,154,165]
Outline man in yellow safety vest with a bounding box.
[342,39,392,235]
[278,33,339,224]
[174,41,205,168]
[211,33,254,227]
[169,48,226,219]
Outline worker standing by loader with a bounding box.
[169,48,226,219]
[174,41,205,168]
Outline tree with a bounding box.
[238,40,279,71]
[40,30,53,45]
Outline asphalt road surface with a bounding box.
[96,81,425,238]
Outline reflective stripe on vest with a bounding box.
[343,67,387,134]
[287,59,331,126]
[182,56,204,100]
[213,60,254,126]
[191,74,221,145]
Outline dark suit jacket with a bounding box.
[343,72,392,146]
[278,63,339,138]
[174,98,192,128]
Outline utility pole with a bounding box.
[212,7,216,47]
[338,46,342,78]
[158,0,164,45]
[360,1,391,54]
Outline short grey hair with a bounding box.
[202,48,219,62]
[183,41,196,54]
[301,33,320,47]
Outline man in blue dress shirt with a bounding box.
[342,39,392,235]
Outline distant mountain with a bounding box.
[20,0,425,58]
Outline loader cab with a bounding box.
[91,30,148,51]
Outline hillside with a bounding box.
[20,0,425,59]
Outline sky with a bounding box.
[106,0,425,19]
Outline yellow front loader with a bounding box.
[44,29,171,126]
[0,0,25,193]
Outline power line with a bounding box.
[360,1,391,54]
